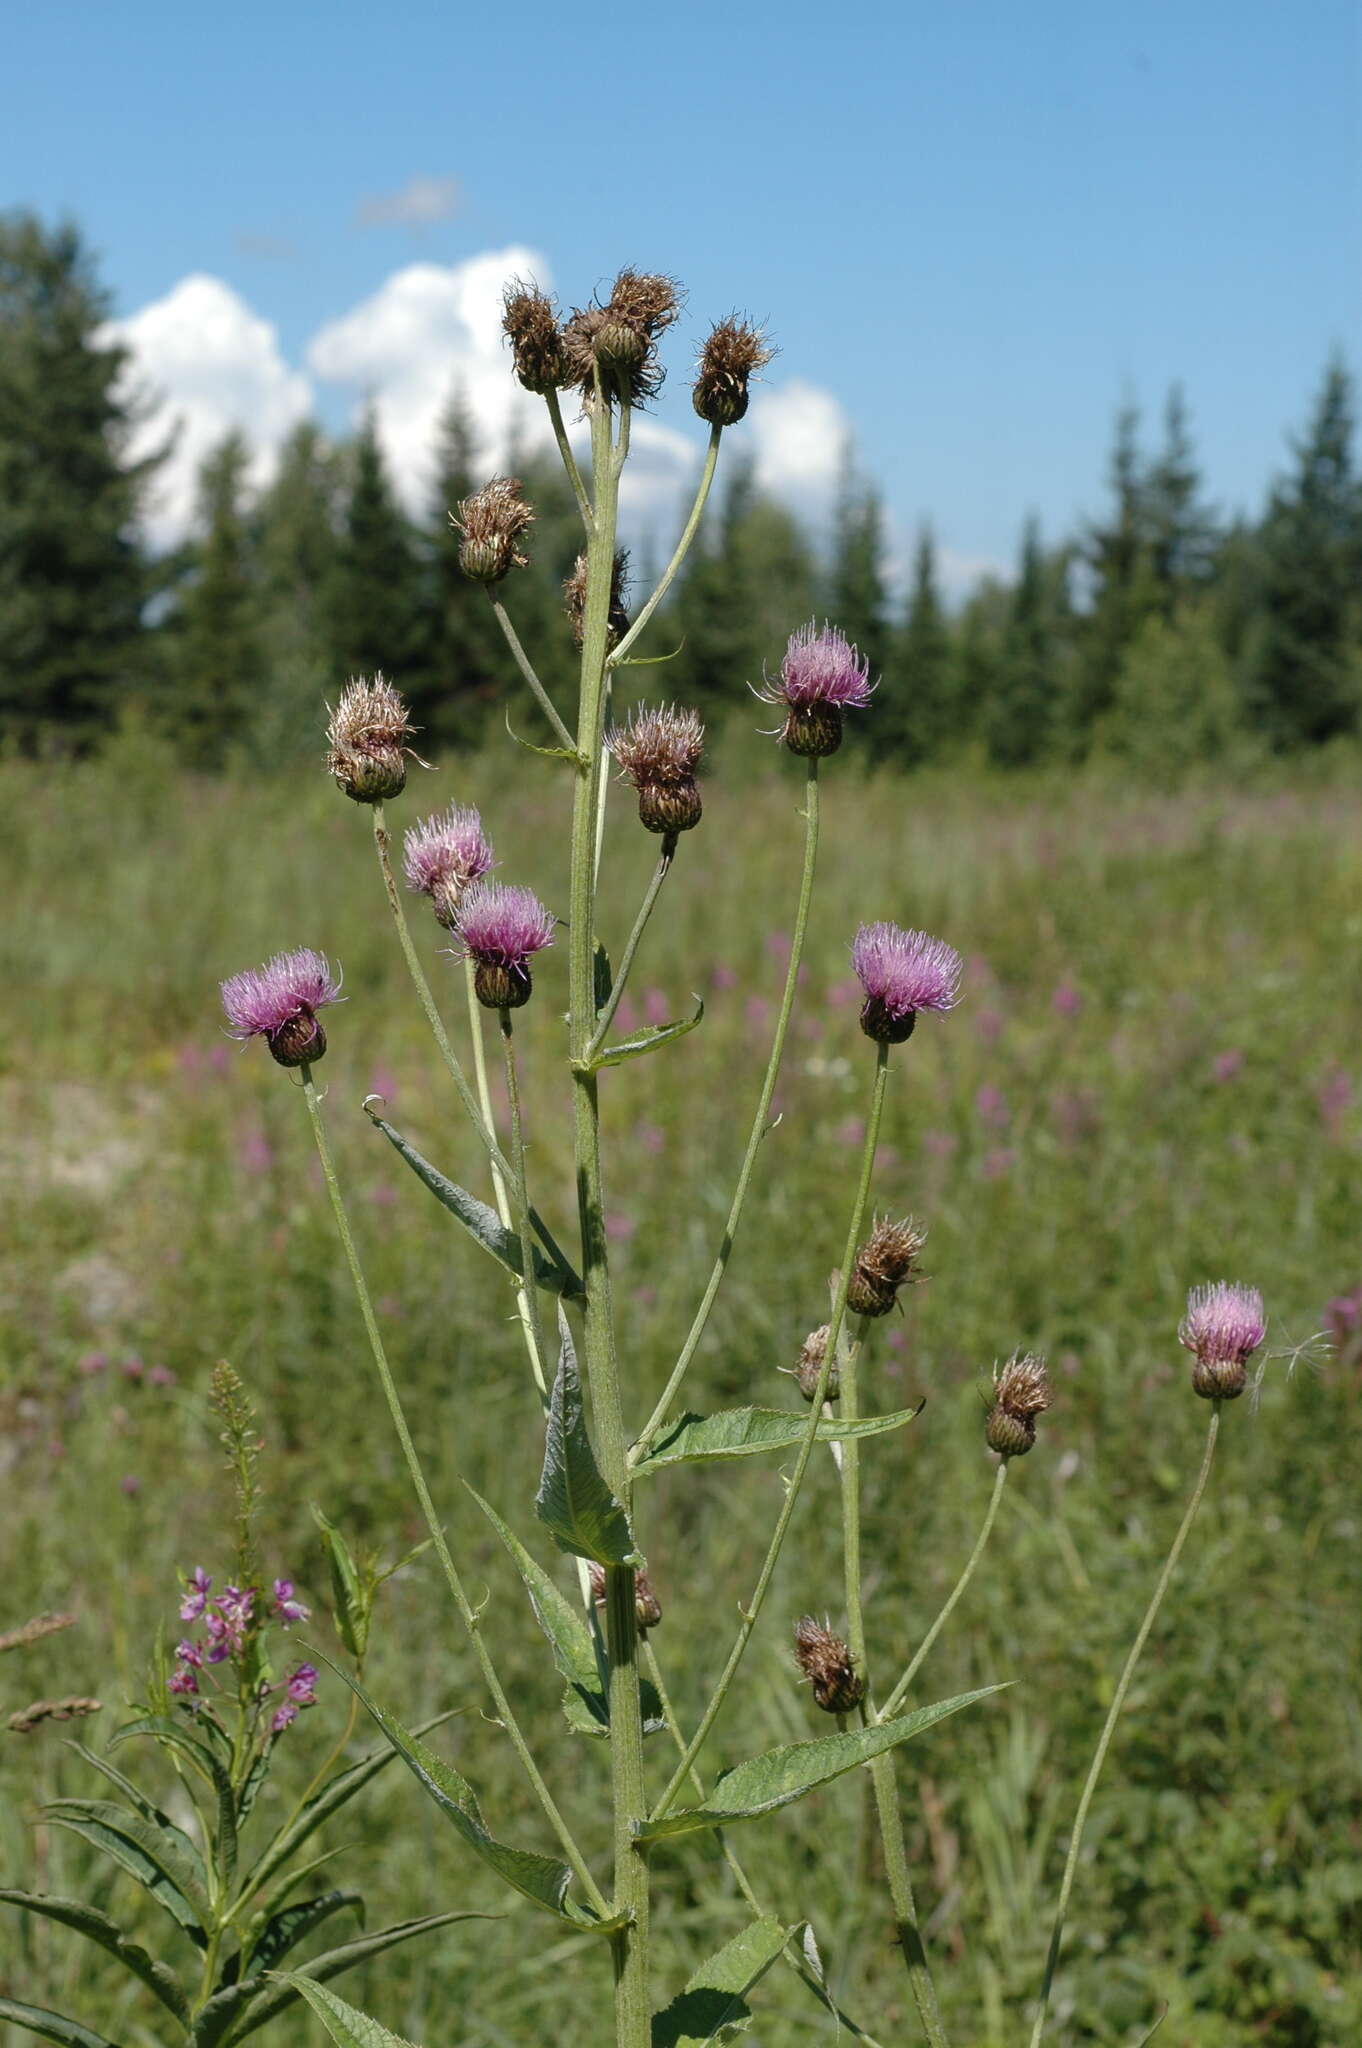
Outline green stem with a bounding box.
[632,762,820,1461]
[298,1065,606,1915]
[609,424,721,667]
[568,391,650,2048]
[466,960,548,1401]
[547,386,595,532]
[585,837,676,1061]
[486,591,578,753]
[879,1461,1010,1723]
[498,1008,550,1399]
[653,1043,890,1817]
[1028,1405,1222,2047]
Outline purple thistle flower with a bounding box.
[286,1663,319,1705]
[1178,1281,1266,1402]
[758,621,874,757]
[220,950,342,1069]
[456,881,556,1011]
[179,1568,211,1622]
[272,1579,310,1624]
[403,804,495,928]
[271,1701,297,1734]
[852,923,963,1044]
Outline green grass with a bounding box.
[3,730,1361,2047]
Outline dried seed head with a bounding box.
[985,1351,1052,1457]
[693,316,774,427]
[793,1324,837,1403]
[853,923,963,1044]
[325,674,419,802]
[607,705,705,835]
[848,1216,927,1318]
[589,1562,663,1634]
[220,949,342,1067]
[9,1696,102,1734]
[562,269,681,405]
[607,269,681,341]
[564,550,631,649]
[502,280,569,394]
[403,803,495,927]
[453,477,534,584]
[0,1611,76,1655]
[1178,1282,1266,1401]
[793,1616,865,1715]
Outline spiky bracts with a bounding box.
[607,705,705,835]
[1178,1282,1266,1401]
[794,1616,865,1714]
[325,675,418,803]
[693,316,774,427]
[501,280,570,395]
[456,881,555,1011]
[852,922,963,1045]
[757,621,875,757]
[403,804,495,928]
[848,1216,927,1318]
[985,1352,1052,1457]
[562,269,681,406]
[453,477,534,584]
[220,950,342,1068]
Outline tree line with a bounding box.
[3,209,1360,772]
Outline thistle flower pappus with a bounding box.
[589,1561,663,1634]
[501,280,569,394]
[456,880,555,1011]
[607,705,705,836]
[403,803,495,927]
[453,477,534,584]
[757,621,875,757]
[562,269,681,406]
[852,922,963,1045]
[793,1616,865,1714]
[791,1323,837,1403]
[848,1216,927,1318]
[325,674,419,803]
[693,316,774,427]
[220,949,342,1068]
[564,549,630,649]
[985,1351,1052,1457]
[1178,1281,1266,1401]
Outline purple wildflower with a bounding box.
[286,1663,319,1706]
[169,1666,199,1698]
[1178,1281,1266,1401]
[758,621,874,757]
[220,950,342,1069]
[180,1568,211,1622]
[456,881,556,1011]
[271,1702,297,1734]
[175,1639,204,1668]
[272,1579,310,1624]
[852,922,963,1045]
[403,804,495,928]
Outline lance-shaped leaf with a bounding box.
[270,1978,421,2048]
[0,1893,189,2026]
[330,1664,619,1932]
[44,1798,209,1943]
[237,1890,363,1978]
[364,1106,582,1299]
[111,1716,237,1891]
[535,1311,640,1567]
[651,1918,790,2046]
[0,2000,125,2048]
[639,1688,1007,1840]
[581,998,704,1073]
[466,1488,664,1739]
[635,1402,925,1475]
[312,1506,370,1663]
[193,1912,484,2047]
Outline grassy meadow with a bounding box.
[3,728,1361,2047]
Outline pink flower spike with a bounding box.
[403,804,495,928]
[220,950,342,1069]
[852,922,963,1045]
[1178,1281,1266,1402]
[456,881,555,1011]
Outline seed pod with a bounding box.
[985,1351,1052,1458]
[693,316,774,428]
[325,675,418,803]
[502,281,569,394]
[793,1616,864,1714]
[847,1218,926,1319]
[453,477,534,585]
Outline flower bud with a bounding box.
[985,1351,1051,1457]
[847,1217,926,1318]
[453,477,534,585]
[793,1616,864,1714]
[693,316,774,427]
[607,705,705,837]
[502,281,569,394]
[325,675,417,802]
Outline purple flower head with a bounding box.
[169,1666,199,1698]
[852,923,963,1045]
[758,622,874,757]
[179,1567,211,1622]
[403,804,495,928]
[1178,1281,1266,1401]
[271,1701,297,1734]
[286,1663,319,1706]
[456,881,556,1012]
[175,1639,204,1668]
[220,950,342,1069]
[272,1579,310,1624]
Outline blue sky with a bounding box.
[7,1,1359,586]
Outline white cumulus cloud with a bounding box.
[105,275,312,548]
[748,377,850,510]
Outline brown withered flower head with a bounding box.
[793,1616,864,1715]
[454,477,534,585]
[564,549,631,649]
[790,1323,838,1403]
[501,280,569,394]
[985,1351,1052,1458]
[325,675,420,802]
[588,1562,663,1635]
[562,268,681,406]
[847,1216,927,1318]
[607,705,704,837]
[693,316,774,427]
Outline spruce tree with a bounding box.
[890,528,955,764]
[828,454,891,683]
[255,421,341,759]
[0,212,156,745]
[329,406,424,694]
[984,516,1058,766]
[674,458,816,718]
[1145,384,1220,606]
[166,431,262,766]
[421,386,507,740]
[1079,404,1157,734]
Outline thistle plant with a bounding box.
[8,265,1281,2048]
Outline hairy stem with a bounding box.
[498,1009,550,1398]
[1028,1405,1222,2047]
[632,762,820,1458]
[465,960,547,1401]
[879,1461,1010,1723]
[298,1065,605,1914]
[585,838,676,1060]
[653,1042,890,1816]
[486,590,577,754]
[609,424,721,666]
[546,386,595,532]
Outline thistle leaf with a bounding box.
[268,1977,421,2048]
[651,1918,790,2045]
[634,1402,925,1473]
[535,1310,639,1567]
[582,999,704,1073]
[238,1890,363,1978]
